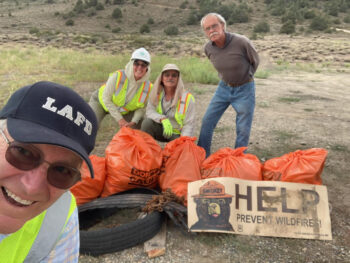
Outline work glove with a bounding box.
[161,118,173,139]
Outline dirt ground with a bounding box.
[1,1,349,261]
[78,48,350,262]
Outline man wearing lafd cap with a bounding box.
[89,47,153,129]
[141,63,196,141]
[0,81,98,262]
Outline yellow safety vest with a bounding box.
[0,192,77,263]
[98,70,153,115]
[156,91,194,134]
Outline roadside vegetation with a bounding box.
[0,45,271,104]
[1,43,342,106]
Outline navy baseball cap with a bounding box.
[0,81,98,178]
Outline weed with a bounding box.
[215,126,231,133]
[195,233,226,247]
[278,97,300,103]
[273,130,296,141]
[258,101,270,108]
[255,69,270,79]
[330,144,348,152]
[190,86,206,95]
[303,108,313,112]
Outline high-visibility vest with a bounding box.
[156,91,195,134]
[98,70,152,115]
[0,192,77,263]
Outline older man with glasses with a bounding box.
[89,47,153,130]
[0,81,98,262]
[198,13,260,158]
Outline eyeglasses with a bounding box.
[204,23,220,32]
[0,129,81,189]
[163,72,179,78]
[133,60,148,69]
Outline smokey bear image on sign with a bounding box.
[190,180,234,231]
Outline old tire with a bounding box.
[79,189,164,256]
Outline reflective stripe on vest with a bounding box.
[98,70,127,113]
[98,70,152,115]
[0,192,76,263]
[156,91,194,134]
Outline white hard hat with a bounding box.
[131,47,151,64]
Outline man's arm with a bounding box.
[245,39,260,74]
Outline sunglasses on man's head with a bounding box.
[0,129,81,190]
[133,60,148,68]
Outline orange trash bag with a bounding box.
[201,147,262,181]
[160,136,206,206]
[262,148,328,185]
[71,155,106,206]
[101,127,163,197]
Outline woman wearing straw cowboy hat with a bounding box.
[141,64,196,142]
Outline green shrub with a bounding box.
[326,4,338,17]
[112,8,122,19]
[87,0,98,7]
[253,21,270,33]
[228,12,249,24]
[147,18,154,24]
[65,19,74,26]
[271,7,285,16]
[228,5,249,24]
[164,25,179,36]
[62,11,75,20]
[310,16,329,31]
[281,12,297,24]
[280,21,295,34]
[333,18,341,25]
[112,27,121,33]
[186,11,198,25]
[140,24,150,34]
[73,0,84,14]
[29,27,40,35]
[304,9,316,19]
[344,15,350,23]
[87,9,96,17]
[180,1,188,9]
[250,32,258,40]
[96,3,104,10]
[113,0,124,4]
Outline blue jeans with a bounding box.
[198,80,255,157]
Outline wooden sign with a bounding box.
[188,178,332,240]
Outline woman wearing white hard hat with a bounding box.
[89,47,152,129]
[141,64,196,142]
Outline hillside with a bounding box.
[1,0,350,35]
[1,0,349,71]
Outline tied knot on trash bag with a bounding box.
[142,189,188,232]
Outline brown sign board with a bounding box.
[187,177,332,240]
